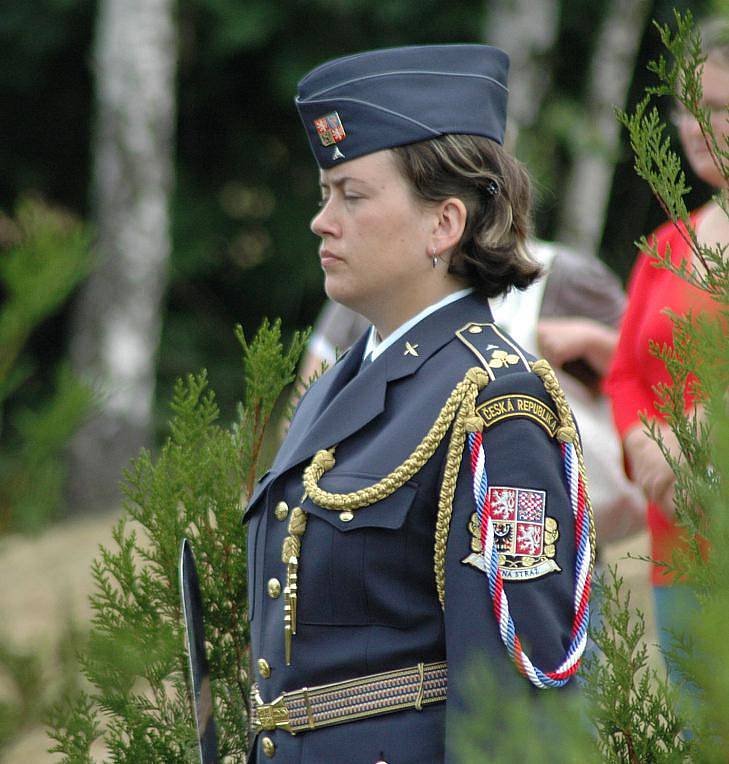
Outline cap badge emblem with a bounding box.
[313,111,346,147]
[331,146,346,161]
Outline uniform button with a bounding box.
[261,736,276,757]
[274,501,289,521]
[468,325,483,334]
[338,510,354,522]
[267,578,282,598]
[257,658,271,679]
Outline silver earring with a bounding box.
[432,248,438,269]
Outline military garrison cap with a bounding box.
[295,44,509,168]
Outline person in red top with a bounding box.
[605,17,729,657]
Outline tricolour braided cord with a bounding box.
[467,430,592,688]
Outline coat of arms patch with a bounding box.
[462,486,560,581]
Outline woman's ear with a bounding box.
[431,197,467,257]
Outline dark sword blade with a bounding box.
[180,538,219,764]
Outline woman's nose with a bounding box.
[310,200,339,238]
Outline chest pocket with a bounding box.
[297,472,421,628]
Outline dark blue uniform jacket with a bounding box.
[244,293,579,763]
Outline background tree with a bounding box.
[486,0,561,137]
[555,0,653,253]
[67,0,178,513]
[0,198,93,534]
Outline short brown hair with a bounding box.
[391,134,540,298]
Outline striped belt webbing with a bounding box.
[250,660,447,736]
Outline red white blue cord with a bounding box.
[467,431,592,688]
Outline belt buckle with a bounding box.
[256,693,294,734]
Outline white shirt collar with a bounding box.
[363,287,474,362]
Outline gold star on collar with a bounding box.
[404,342,419,357]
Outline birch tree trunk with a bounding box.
[68,0,177,512]
[555,0,652,253]
[484,0,560,136]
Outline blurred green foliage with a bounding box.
[0,198,94,534]
[0,620,86,757]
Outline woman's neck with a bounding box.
[370,274,468,339]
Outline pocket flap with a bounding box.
[303,472,418,532]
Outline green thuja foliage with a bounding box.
[583,570,691,763]
[48,320,307,762]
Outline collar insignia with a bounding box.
[404,342,419,357]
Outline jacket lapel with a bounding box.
[271,330,368,472]
[277,342,386,473]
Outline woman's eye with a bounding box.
[344,195,361,202]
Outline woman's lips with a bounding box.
[320,249,344,268]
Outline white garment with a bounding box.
[491,241,645,543]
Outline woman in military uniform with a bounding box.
[244,44,593,763]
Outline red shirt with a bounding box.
[605,212,714,585]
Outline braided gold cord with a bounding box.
[434,394,473,609]
[289,506,307,535]
[281,506,307,563]
[282,536,300,563]
[531,359,597,573]
[301,368,490,511]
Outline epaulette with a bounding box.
[454,321,531,381]
[455,321,560,438]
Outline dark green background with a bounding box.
[0,0,712,429]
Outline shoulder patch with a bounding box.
[476,394,558,437]
[462,486,561,581]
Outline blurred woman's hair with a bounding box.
[391,134,540,299]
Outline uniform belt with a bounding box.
[250,660,447,736]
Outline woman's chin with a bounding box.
[688,154,726,188]
[324,279,357,309]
